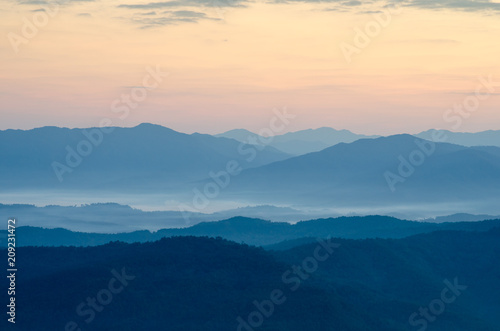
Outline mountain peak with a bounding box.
[134,123,168,129]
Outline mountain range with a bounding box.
[216,127,379,155]
[4,215,500,247]
[2,124,500,216]
[415,129,500,148]
[4,202,498,234]
[0,124,289,190]
[220,134,500,209]
[0,203,336,232]
[217,127,500,155]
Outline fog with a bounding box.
[1,190,499,233]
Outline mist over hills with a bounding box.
[3,202,498,235]
[6,230,500,330]
[4,215,500,247]
[0,203,334,232]
[2,124,500,217]
[423,213,500,223]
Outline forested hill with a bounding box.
[3,215,500,247]
[3,228,500,330]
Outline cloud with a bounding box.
[402,0,500,12]
[18,0,95,5]
[117,0,227,27]
[119,1,184,9]
[284,0,397,13]
[118,0,246,10]
[280,0,341,3]
[122,8,221,28]
[272,0,500,13]
[134,16,198,28]
[170,10,208,17]
[115,0,500,29]
[343,0,363,6]
[19,0,50,4]
[358,10,384,13]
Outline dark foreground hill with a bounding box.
[2,230,500,330]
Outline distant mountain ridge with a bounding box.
[223,134,500,208]
[0,123,290,190]
[416,129,500,147]
[217,127,500,155]
[216,127,379,155]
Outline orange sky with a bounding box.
[1,0,500,135]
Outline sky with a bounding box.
[1,0,500,135]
